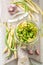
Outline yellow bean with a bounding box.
[14,43,17,59]
[3,47,8,53]
[29,11,37,21]
[30,0,43,15]
[26,2,39,14]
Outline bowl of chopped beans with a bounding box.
[15,20,39,46]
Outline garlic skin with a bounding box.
[8,4,18,15]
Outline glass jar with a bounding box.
[14,14,39,49]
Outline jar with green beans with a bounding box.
[15,20,39,46]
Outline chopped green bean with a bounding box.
[16,21,38,44]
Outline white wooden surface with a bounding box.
[0,0,43,65]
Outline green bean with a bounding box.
[5,29,17,52]
[6,50,12,59]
